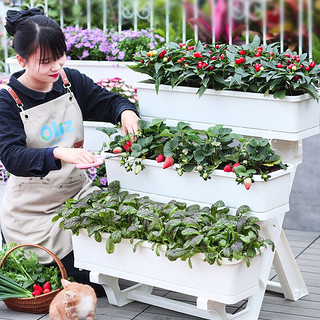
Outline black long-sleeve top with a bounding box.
[0,67,139,177]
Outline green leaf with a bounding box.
[105,236,115,254]
[155,62,163,74]
[273,89,287,99]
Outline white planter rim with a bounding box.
[103,152,294,182]
[91,229,250,267]
[135,80,316,102]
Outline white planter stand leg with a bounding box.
[267,229,309,300]
[90,272,153,306]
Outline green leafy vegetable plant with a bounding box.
[130,35,320,100]
[53,180,274,268]
[100,118,286,188]
[0,273,33,300]
[0,243,63,298]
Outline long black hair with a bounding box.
[5,9,66,63]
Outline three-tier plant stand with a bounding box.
[72,90,317,319]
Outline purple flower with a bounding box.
[62,27,164,62]
[81,50,89,59]
[99,177,108,186]
[118,51,125,60]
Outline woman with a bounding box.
[0,8,139,284]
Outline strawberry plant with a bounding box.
[99,118,286,189]
[130,35,320,100]
[53,180,274,268]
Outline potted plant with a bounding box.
[83,77,137,151]
[53,180,274,304]
[100,118,294,213]
[130,35,320,140]
[7,28,164,83]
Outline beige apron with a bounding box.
[0,71,98,264]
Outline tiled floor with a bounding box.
[0,229,319,320]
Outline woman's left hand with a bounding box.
[121,110,140,136]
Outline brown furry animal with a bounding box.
[49,279,97,320]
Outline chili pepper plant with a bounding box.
[130,35,320,99]
[99,118,287,189]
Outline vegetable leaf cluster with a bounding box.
[0,243,63,293]
[53,181,274,268]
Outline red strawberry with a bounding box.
[232,163,241,172]
[113,147,122,154]
[244,178,252,190]
[43,288,51,294]
[123,140,132,152]
[223,164,232,172]
[156,154,165,163]
[163,156,174,169]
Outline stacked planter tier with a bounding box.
[135,82,320,141]
[72,229,262,305]
[71,78,312,319]
[105,154,294,215]
[6,57,150,83]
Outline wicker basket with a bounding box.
[0,243,68,314]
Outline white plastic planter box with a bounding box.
[135,81,320,140]
[83,121,120,151]
[6,57,150,83]
[72,229,262,305]
[105,155,294,213]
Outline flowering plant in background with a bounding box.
[85,156,108,187]
[130,35,320,100]
[96,77,138,106]
[63,27,165,61]
[0,161,9,183]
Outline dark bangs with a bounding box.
[38,27,66,64]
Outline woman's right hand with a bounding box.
[53,147,97,165]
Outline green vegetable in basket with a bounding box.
[0,272,33,300]
[0,243,62,291]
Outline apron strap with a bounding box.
[3,69,73,115]
[2,85,28,119]
[60,68,73,100]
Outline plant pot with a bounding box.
[83,121,121,151]
[6,57,150,83]
[135,81,320,140]
[105,154,294,213]
[72,229,262,305]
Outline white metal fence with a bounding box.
[0,0,315,73]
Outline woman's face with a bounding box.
[18,47,66,88]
